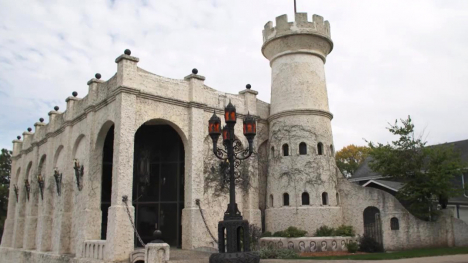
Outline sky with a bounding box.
[1,0,467,152]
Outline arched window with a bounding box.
[336,192,340,205]
[283,193,289,206]
[299,142,307,155]
[391,217,399,230]
[271,146,275,158]
[269,194,274,208]
[317,142,323,155]
[330,145,334,156]
[322,192,328,205]
[301,192,310,205]
[282,144,289,156]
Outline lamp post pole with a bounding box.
[208,100,260,263]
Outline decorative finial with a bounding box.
[27,127,32,132]
[246,84,251,90]
[54,106,59,111]
[192,68,198,74]
[72,91,78,97]
[124,49,131,55]
[39,118,44,123]
[95,73,101,79]
[17,136,21,140]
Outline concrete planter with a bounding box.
[259,236,358,253]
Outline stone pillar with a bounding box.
[145,243,170,263]
[23,143,39,250]
[0,138,23,247]
[181,72,208,249]
[104,92,137,261]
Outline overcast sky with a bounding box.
[1,0,467,152]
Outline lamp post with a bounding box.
[208,101,260,263]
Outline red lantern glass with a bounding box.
[243,112,256,139]
[208,111,221,142]
[222,126,229,141]
[225,100,236,123]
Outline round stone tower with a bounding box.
[263,13,342,234]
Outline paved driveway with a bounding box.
[262,254,468,263]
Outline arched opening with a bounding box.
[390,217,399,230]
[282,144,289,156]
[317,143,323,155]
[363,206,383,246]
[321,192,328,205]
[301,192,310,205]
[133,122,185,247]
[336,192,340,205]
[283,193,289,206]
[299,142,307,155]
[269,194,274,208]
[330,144,334,156]
[101,125,114,240]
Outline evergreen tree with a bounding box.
[0,148,12,241]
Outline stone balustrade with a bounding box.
[260,236,358,253]
[82,240,106,260]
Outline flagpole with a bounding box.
[294,0,297,14]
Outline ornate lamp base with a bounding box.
[209,252,260,263]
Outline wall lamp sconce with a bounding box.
[14,184,19,202]
[24,179,31,201]
[73,159,84,191]
[54,168,62,196]
[37,174,45,200]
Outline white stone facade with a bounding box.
[1,12,468,263]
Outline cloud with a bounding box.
[0,0,467,151]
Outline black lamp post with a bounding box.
[208,101,260,263]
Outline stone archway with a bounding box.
[363,206,383,246]
[132,122,185,248]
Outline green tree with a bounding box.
[335,145,370,177]
[0,148,12,241]
[367,116,465,221]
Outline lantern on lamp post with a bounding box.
[208,100,260,263]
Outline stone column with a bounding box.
[104,92,137,261]
[145,243,170,263]
[23,144,39,250]
[0,138,23,247]
[181,72,208,249]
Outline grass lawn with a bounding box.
[296,247,468,260]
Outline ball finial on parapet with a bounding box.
[192,68,198,74]
[72,91,78,97]
[39,118,44,123]
[95,73,101,79]
[246,84,251,90]
[17,136,21,140]
[124,49,131,55]
[27,127,32,132]
[54,106,59,111]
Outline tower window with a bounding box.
[322,192,328,205]
[270,194,274,207]
[317,143,323,155]
[336,192,340,205]
[301,192,310,205]
[391,217,399,230]
[282,144,289,156]
[283,193,289,206]
[271,146,275,158]
[330,144,334,156]
[299,142,307,155]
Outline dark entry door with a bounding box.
[363,206,383,246]
[133,124,184,247]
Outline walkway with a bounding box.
[262,254,468,263]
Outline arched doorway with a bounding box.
[101,125,114,240]
[133,123,185,247]
[363,206,383,246]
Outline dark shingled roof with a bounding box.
[350,139,468,181]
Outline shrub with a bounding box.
[359,235,384,253]
[334,225,355,237]
[346,241,359,253]
[261,231,272,237]
[314,226,335,237]
[250,224,262,251]
[271,226,307,238]
[256,248,298,259]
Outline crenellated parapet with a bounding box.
[262,13,331,44]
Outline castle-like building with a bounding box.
[1,12,468,263]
